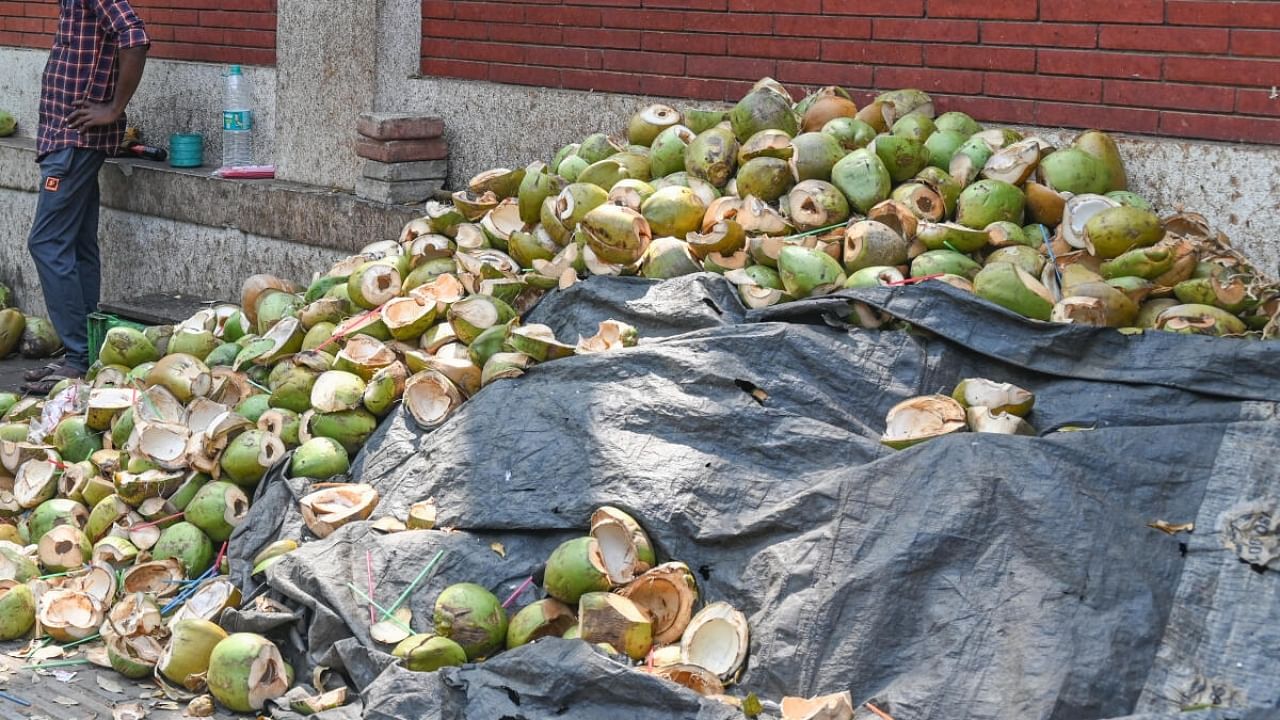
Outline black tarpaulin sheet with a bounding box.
[228,275,1280,720]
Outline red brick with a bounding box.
[1036,102,1160,134]
[1164,56,1279,88]
[727,35,819,60]
[933,93,1037,124]
[644,0,722,8]
[489,23,562,45]
[981,21,1097,48]
[639,74,730,101]
[566,0,640,5]
[822,39,922,66]
[606,8,691,31]
[730,0,819,11]
[1236,89,1280,117]
[562,27,641,49]
[775,60,872,89]
[524,5,601,26]
[925,44,1036,72]
[1042,0,1164,23]
[609,7,774,34]
[926,0,1036,20]
[172,26,223,44]
[774,14,870,39]
[1098,25,1229,54]
[641,31,726,55]
[525,45,602,69]
[823,0,923,17]
[687,54,775,81]
[1167,1,1280,29]
[561,68,644,94]
[984,72,1102,103]
[3,15,40,32]
[874,66,984,94]
[1038,49,1162,80]
[423,20,489,41]
[601,49,684,75]
[147,9,198,24]
[488,63,563,88]
[421,57,489,81]
[453,2,520,22]
[206,0,273,11]
[221,28,273,48]
[357,114,445,141]
[421,1,454,19]
[199,10,273,29]
[145,25,174,41]
[1159,111,1280,143]
[1104,79,1236,112]
[873,17,978,42]
[426,41,524,64]
[1231,29,1280,57]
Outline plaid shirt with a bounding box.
[37,0,149,160]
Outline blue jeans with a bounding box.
[28,147,106,372]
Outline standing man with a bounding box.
[22,0,149,394]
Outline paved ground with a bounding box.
[0,639,237,720]
[0,357,53,395]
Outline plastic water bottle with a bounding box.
[222,65,253,167]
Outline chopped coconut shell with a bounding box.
[647,664,725,697]
[404,370,465,429]
[880,395,968,450]
[780,691,856,720]
[680,601,750,682]
[122,559,184,598]
[618,563,699,645]
[37,588,104,642]
[299,484,380,538]
[576,320,639,354]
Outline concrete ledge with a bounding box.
[0,137,424,319]
[0,137,419,255]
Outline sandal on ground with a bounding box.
[21,366,83,395]
[23,360,68,382]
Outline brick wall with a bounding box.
[0,0,276,65]
[420,0,1280,144]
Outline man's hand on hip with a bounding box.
[66,100,122,132]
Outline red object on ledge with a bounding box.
[213,164,275,179]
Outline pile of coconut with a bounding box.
[0,284,64,361]
[0,233,637,714]
[386,506,753,704]
[1,74,1274,718]
[447,78,1275,337]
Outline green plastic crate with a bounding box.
[86,312,147,368]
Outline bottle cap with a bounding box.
[229,65,243,76]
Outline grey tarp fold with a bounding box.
[226,275,1280,720]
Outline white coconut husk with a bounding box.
[780,691,856,720]
[137,422,193,471]
[576,320,639,354]
[37,588,104,642]
[299,484,379,538]
[184,398,229,436]
[680,602,750,682]
[122,559,184,599]
[403,370,464,430]
[880,395,967,450]
[618,563,698,646]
